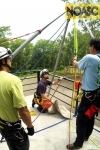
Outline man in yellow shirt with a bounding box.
[0,47,34,150]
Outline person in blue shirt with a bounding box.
[67,38,100,149]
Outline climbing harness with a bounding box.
[84,91,96,101]
[0,118,26,143]
[33,92,52,109]
[34,92,43,105]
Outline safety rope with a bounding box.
[14,20,66,75]
[0,31,36,45]
[21,25,66,81]
[66,6,79,150]
[70,120,100,149]
[0,10,69,46]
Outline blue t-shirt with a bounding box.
[78,54,100,91]
[36,80,52,96]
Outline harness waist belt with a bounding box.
[82,89,98,93]
[0,118,21,129]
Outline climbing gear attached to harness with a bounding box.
[33,92,43,105]
[0,118,28,143]
[0,118,21,130]
[85,104,99,119]
[41,99,52,109]
[33,92,52,109]
[84,91,96,102]
[83,89,100,119]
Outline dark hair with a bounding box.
[0,58,7,70]
[89,38,100,51]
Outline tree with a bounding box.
[10,39,34,73]
[0,26,11,48]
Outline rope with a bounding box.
[0,11,68,46]
[69,119,100,149]
[42,11,68,31]
[14,20,66,75]
[66,7,79,150]
[0,31,36,45]
[21,25,66,81]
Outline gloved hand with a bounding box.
[27,126,34,136]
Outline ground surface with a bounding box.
[22,76,100,127]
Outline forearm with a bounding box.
[41,94,51,100]
[18,106,33,128]
[52,78,61,85]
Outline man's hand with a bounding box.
[27,126,34,136]
[58,77,63,81]
[73,56,77,61]
[73,56,78,68]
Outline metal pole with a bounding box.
[37,70,40,83]
[12,31,41,59]
[12,11,68,60]
[48,20,70,95]
[83,20,94,38]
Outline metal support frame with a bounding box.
[83,20,94,38]
[12,11,67,59]
[48,20,70,95]
[12,31,41,59]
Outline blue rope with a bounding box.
[14,20,66,75]
[21,24,66,81]
[35,118,68,133]
[34,115,100,134]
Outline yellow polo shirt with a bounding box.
[0,71,27,122]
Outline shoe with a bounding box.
[84,137,88,141]
[37,106,47,113]
[66,144,82,149]
[32,100,35,108]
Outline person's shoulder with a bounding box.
[84,54,94,60]
[85,54,91,58]
[47,80,52,84]
[86,54,99,59]
[38,80,44,85]
[8,72,20,82]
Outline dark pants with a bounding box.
[74,94,95,147]
[0,127,29,150]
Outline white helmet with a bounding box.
[40,69,49,78]
[0,47,12,60]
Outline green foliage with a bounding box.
[0,16,100,75]
[0,26,11,48]
[10,39,34,72]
